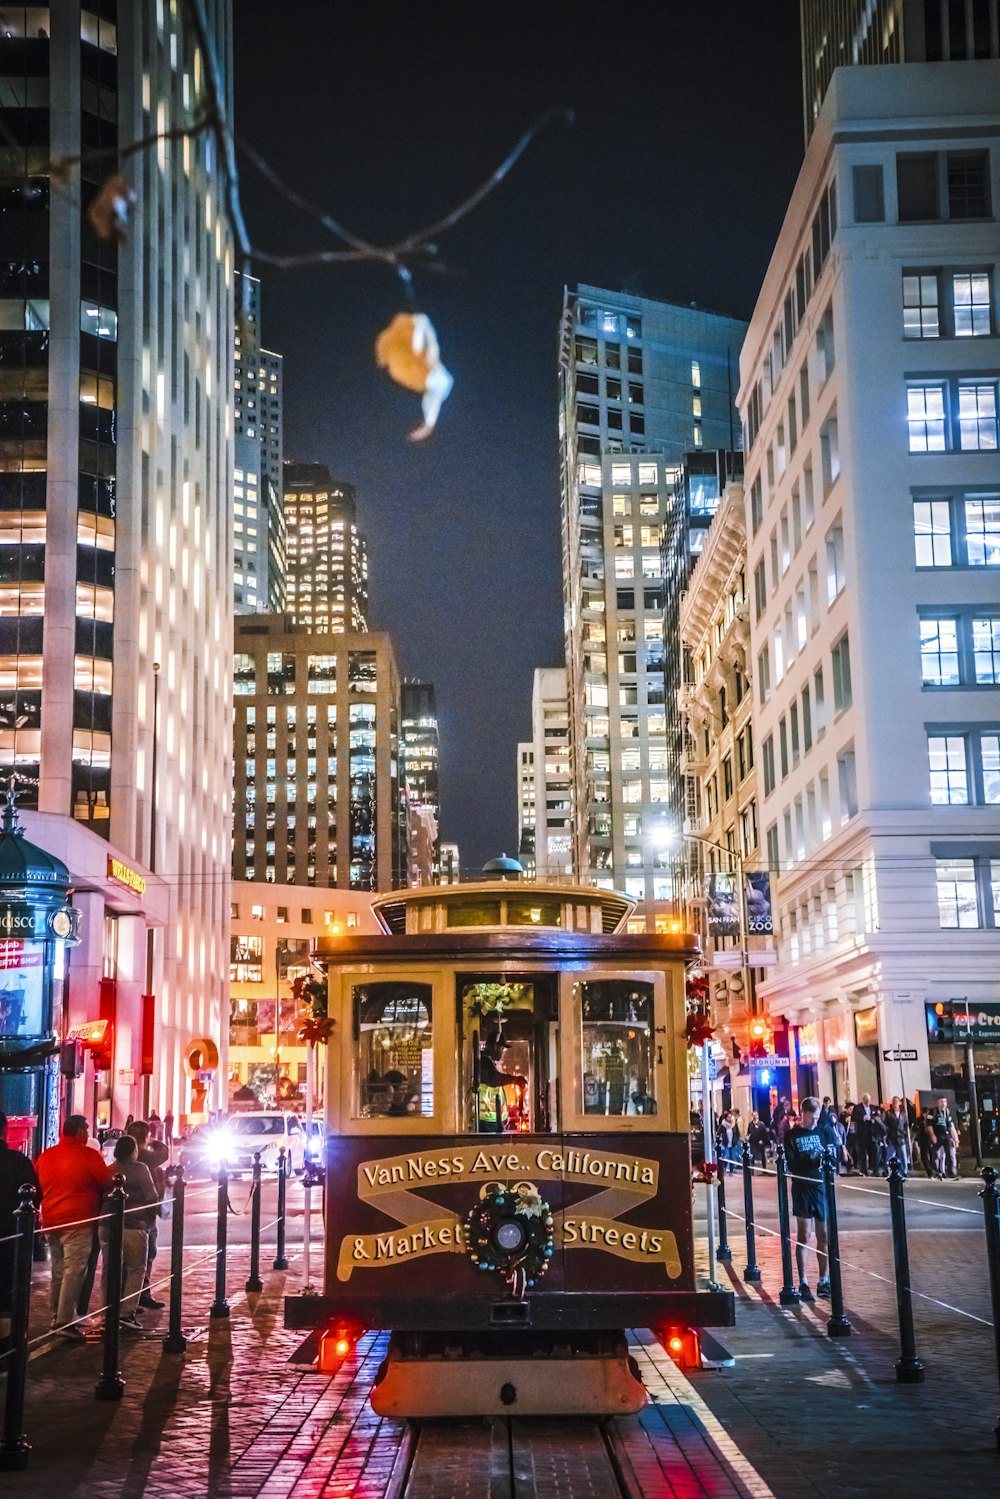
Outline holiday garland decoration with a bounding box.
[684,971,714,1050]
[463,1181,554,1297]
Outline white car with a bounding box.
[214,1112,307,1176]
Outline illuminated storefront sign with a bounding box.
[107,856,146,896]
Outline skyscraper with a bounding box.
[400,681,441,884]
[558,286,746,923]
[232,616,404,892]
[800,0,1000,143]
[524,667,573,880]
[0,2,234,1124]
[282,463,369,633]
[234,272,284,613]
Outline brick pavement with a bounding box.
[0,1208,995,1499]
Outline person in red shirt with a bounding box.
[35,1115,113,1338]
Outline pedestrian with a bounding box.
[928,1096,959,1178]
[717,1110,741,1173]
[163,1110,174,1150]
[885,1097,910,1175]
[35,1115,113,1338]
[747,1111,771,1168]
[101,1136,158,1330]
[915,1112,936,1177]
[126,1120,167,1309]
[783,1096,837,1302]
[148,1110,162,1143]
[770,1095,791,1132]
[0,1112,37,1341]
[871,1105,888,1173]
[851,1094,878,1175]
[124,1113,134,1133]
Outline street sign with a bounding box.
[883,1048,918,1062]
[749,1054,789,1069]
[118,1067,136,1085]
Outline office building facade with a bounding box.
[558,285,746,922]
[523,667,573,880]
[232,616,404,892]
[400,681,441,885]
[740,60,1000,1109]
[234,272,284,612]
[282,462,369,634]
[0,1,234,1125]
[801,0,1000,143]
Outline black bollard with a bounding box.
[163,1165,187,1354]
[0,1184,38,1469]
[775,1147,800,1307]
[210,1161,230,1319]
[822,1149,851,1338]
[980,1165,1000,1449]
[95,1174,127,1400]
[245,1151,263,1294]
[741,1142,761,1283]
[272,1147,289,1271]
[716,1161,732,1263]
[887,1156,923,1382]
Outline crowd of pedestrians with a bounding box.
[0,1112,171,1344]
[694,1091,962,1182]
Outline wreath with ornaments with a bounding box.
[463,1181,554,1298]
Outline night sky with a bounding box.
[234,1,804,871]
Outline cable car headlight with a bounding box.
[493,1218,527,1253]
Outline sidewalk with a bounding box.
[2,1226,996,1498]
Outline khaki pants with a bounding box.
[49,1226,95,1330]
[101,1226,149,1319]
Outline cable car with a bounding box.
[284,873,734,1416]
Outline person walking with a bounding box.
[0,1113,37,1340]
[928,1096,959,1178]
[717,1110,741,1174]
[101,1136,158,1330]
[783,1097,838,1302]
[851,1095,878,1175]
[126,1120,168,1309]
[747,1111,771,1168]
[163,1110,174,1150]
[885,1097,910,1175]
[35,1115,113,1338]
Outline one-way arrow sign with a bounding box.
[883,1048,918,1062]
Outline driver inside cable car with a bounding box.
[477,1029,527,1133]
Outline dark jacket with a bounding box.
[105,1158,159,1232]
[0,1142,38,1315]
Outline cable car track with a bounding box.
[388,1414,639,1499]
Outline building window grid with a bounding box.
[928,734,969,804]
[954,272,992,337]
[903,273,939,338]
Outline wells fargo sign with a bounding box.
[107,856,146,896]
[335,1138,683,1283]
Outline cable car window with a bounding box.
[580,981,656,1116]
[354,983,433,1118]
[447,900,502,927]
[461,978,558,1134]
[506,898,562,928]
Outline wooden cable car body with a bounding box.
[285,879,734,1416]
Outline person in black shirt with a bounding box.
[783,1097,836,1302]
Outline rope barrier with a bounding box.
[741,1160,981,1213]
[721,1201,994,1329]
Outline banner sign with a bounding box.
[705,873,739,937]
[744,872,773,935]
[326,1134,694,1294]
[704,871,773,938]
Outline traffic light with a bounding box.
[931,1001,954,1043]
[749,1018,771,1059]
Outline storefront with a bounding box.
[926,1000,1000,1157]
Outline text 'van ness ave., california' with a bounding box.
[358,1145,658,1194]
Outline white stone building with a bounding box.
[739,60,1000,1113]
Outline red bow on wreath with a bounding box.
[685,1010,715,1049]
[298,1016,335,1045]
